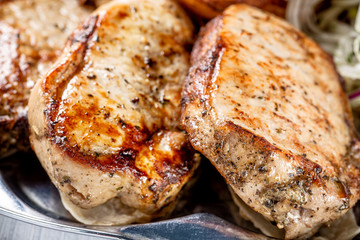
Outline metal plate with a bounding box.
[0,152,268,240]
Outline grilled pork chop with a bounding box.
[0,0,93,157]
[181,4,360,239]
[29,0,200,225]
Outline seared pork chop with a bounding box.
[29,0,200,225]
[0,0,93,157]
[181,4,360,239]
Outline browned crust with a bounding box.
[189,16,224,65]
[182,17,224,108]
[41,13,196,185]
[181,8,360,238]
[183,9,360,182]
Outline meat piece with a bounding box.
[181,4,360,239]
[0,0,93,157]
[28,0,200,225]
[177,0,287,19]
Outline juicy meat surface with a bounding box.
[29,0,200,225]
[181,4,360,239]
[0,0,93,157]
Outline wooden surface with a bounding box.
[0,214,117,240]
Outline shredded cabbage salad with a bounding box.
[287,0,360,129]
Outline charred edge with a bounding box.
[190,15,224,65]
[181,17,224,109]
[51,121,194,180]
[111,147,138,170]
[70,15,99,45]
[44,14,100,125]
[93,123,149,176]
[54,145,145,178]
[55,121,149,177]
[154,141,196,187]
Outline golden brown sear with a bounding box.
[181,4,360,239]
[29,0,200,225]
